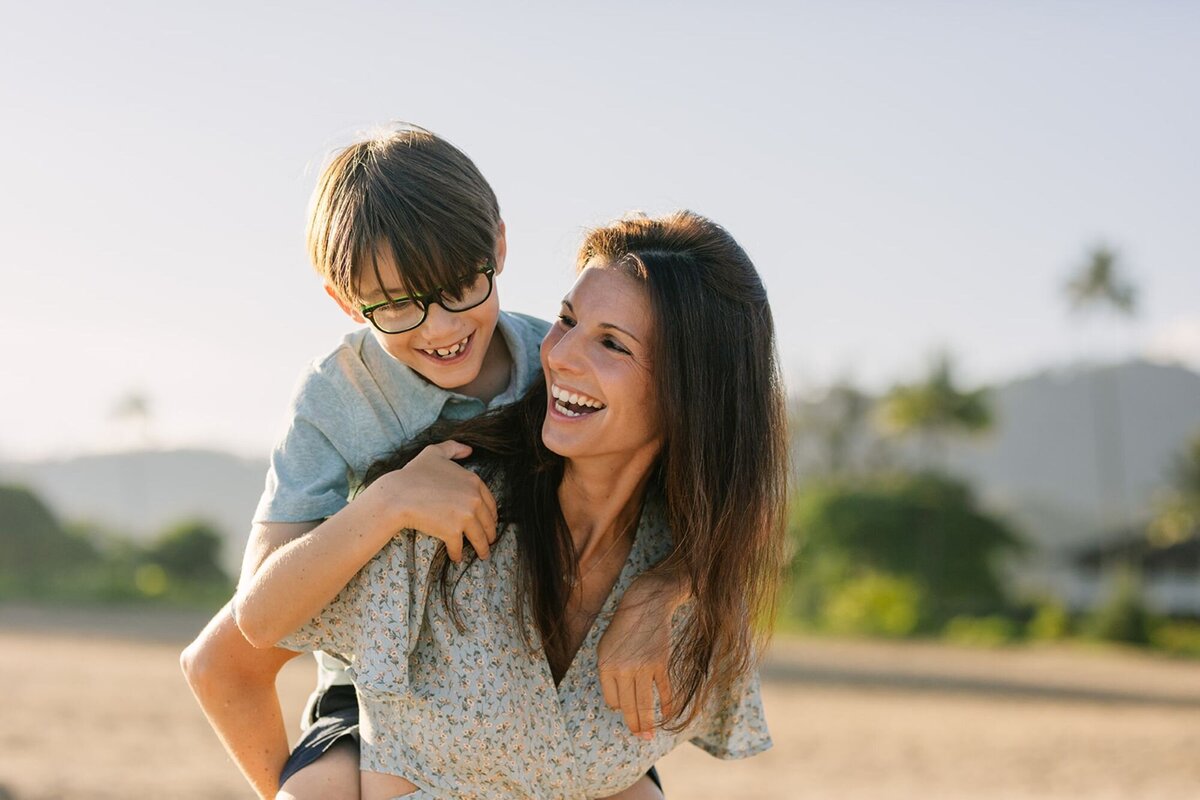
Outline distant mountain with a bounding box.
[792,358,1200,551]
[0,449,267,574]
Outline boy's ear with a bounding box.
[325,283,366,323]
[493,219,507,277]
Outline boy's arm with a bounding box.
[598,571,692,738]
[181,598,303,800]
[234,441,498,648]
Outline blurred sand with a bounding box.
[0,605,1198,799]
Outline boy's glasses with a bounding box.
[360,262,495,334]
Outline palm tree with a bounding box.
[1064,244,1139,529]
[789,379,876,478]
[878,352,992,472]
[1150,430,1200,546]
[111,391,153,447]
[1065,245,1137,316]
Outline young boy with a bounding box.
[181,125,678,800]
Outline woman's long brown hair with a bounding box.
[364,211,788,732]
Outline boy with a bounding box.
[181,125,678,799]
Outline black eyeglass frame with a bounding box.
[359,262,495,334]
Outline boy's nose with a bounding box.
[421,302,460,339]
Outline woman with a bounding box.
[235,211,789,799]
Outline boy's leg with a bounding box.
[599,772,665,800]
[276,738,361,800]
[180,602,301,799]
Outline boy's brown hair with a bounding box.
[307,123,501,305]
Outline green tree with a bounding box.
[0,485,98,586]
[789,473,1022,628]
[878,352,992,471]
[144,519,228,583]
[1149,429,1200,546]
[789,379,886,479]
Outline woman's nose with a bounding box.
[545,328,583,375]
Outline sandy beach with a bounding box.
[0,604,1197,799]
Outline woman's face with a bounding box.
[540,261,662,466]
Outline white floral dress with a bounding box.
[281,496,771,799]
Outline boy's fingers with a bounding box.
[463,518,490,561]
[478,481,499,528]
[431,440,472,460]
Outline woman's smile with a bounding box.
[540,263,661,464]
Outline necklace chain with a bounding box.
[569,515,637,588]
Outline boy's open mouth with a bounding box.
[550,383,606,418]
[420,333,472,361]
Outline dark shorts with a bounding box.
[278,684,360,789]
[279,685,665,795]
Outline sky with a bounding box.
[1,1,1198,460]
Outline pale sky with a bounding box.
[1,1,1198,460]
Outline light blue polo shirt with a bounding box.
[251,310,549,697]
[254,311,549,523]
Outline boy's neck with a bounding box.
[453,326,513,403]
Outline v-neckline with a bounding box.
[534,502,650,698]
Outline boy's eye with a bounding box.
[557,313,576,328]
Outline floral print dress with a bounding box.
[281,496,771,799]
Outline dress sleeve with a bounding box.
[688,669,773,759]
[278,531,444,693]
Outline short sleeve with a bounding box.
[688,669,773,759]
[253,369,356,523]
[278,560,369,656]
[279,532,444,694]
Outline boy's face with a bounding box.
[328,226,507,392]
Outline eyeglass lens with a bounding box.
[370,270,491,333]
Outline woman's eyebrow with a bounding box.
[562,299,642,344]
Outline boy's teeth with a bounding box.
[423,336,469,358]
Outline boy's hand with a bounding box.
[598,573,687,739]
[368,440,498,562]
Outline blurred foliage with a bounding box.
[942,615,1018,647]
[1149,429,1200,546]
[0,483,231,607]
[1064,244,1138,318]
[821,573,923,637]
[788,472,1023,633]
[1025,600,1071,642]
[877,353,992,471]
[142,519,227,582]
[1084,569,1152,645]
[1150,620,1200,657]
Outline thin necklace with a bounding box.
[570,515,637,588]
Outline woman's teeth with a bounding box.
[422,335,470,359]
[551,384,606,417]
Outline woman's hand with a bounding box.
[597,573,689,738]
[366,440,499,561]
